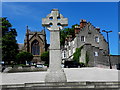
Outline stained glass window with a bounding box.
[31,40,40,55]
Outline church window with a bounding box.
[81,36,85,42]
[31,40,40,55]
[95,36,99,42]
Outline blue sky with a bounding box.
[2,2,118,55]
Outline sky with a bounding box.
[2,2,118,55]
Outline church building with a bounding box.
[18,26,49,64]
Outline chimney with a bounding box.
[80,19,87,28]
[96,27,100,32]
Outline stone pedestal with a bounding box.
[45,31,66,82]
[42,9,68,82]
[45,69,67,82]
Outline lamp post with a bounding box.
[102,30,112,69]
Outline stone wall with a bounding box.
[110,55,120,65]
[80,44,119,68]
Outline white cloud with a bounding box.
[2,3,32,16]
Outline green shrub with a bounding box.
[41,51,49,65]
[73,46,83,63]
[16,52,33,64]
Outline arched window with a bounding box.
[31,40,40,55]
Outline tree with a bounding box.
[41,51,49,65]
[60,24,78,45]
[1,17,12,36]
[16,52,33,64]
[2,17,19,64]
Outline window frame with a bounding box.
[95,36,99,43]
[31,40,40,55]
[94,51,98,56]
[81,36,85,42]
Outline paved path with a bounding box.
[0,67,119,85]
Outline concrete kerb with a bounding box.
[1,81,120,89]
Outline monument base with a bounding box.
[45,69,67,82]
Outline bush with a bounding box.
[73,46,83,63]
[41,51,49,65]
[16,52,33,64]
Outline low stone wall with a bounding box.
[110,55,120,64]
[81,44,120,69]
[32,55,45,64]
[3,66,47,73]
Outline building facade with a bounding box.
[18,26,49,64]
[62,19,119,69]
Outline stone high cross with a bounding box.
[42,9,68,31]
[42,9,68,82]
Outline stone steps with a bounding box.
[1,82,120,90]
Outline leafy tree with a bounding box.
[2,17,19,64]
[41,51,49,65]
[60,24,79,45]
[16,52,33,64]
[1,17,12,36]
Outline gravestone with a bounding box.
[42,9,68,82]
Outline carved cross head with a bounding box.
[42,9,68,31]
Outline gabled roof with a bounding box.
[29,32,44,43]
